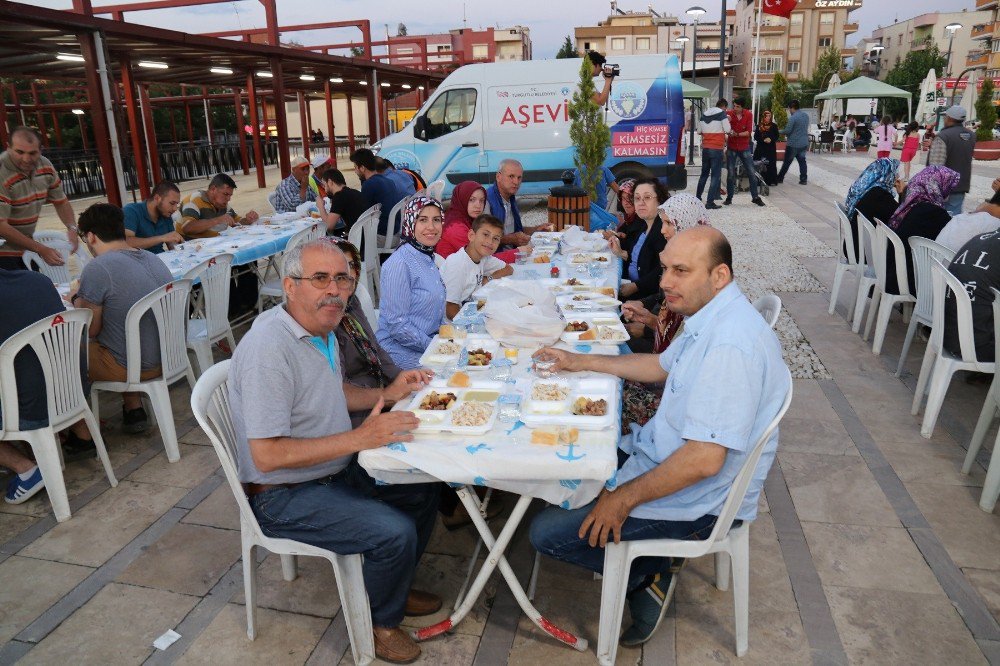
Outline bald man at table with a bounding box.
[529,226,790,647]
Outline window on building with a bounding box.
[788,61,800,73]
[820,12,835,25]
[789,37,802,49]
[436,44,451,52]
[472,44,489,59]
[790,13,803,25]
[754,56,783,73]
[611,37,626,50]
[818,37,832,47]
[423,88,477,140]
[397,47,414,54]
[584,41,591,50]
[636,37,650,50]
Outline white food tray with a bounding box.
[406,381,503,434]
[521,376,617,431]
[556,292,622,313]
[417,333,490,367]
[560,315,629,344]
[567,252,615,264]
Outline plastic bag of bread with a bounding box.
[481,282,565,348]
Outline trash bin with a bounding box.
[547,170,590,231]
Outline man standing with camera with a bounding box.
[587,51,616,106]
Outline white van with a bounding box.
[373,55,687,198]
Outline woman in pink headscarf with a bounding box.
[619,193,712,431]
[436,180,518,263]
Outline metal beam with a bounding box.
[297,90,309,161]
[91,0,234,15]
[269,56,290,178]
[139,83,161,184]
[234,87,248,175]
[324,78,334,158]
[245,71,265,188]
[78,29,123,205]
[119,54,150,198]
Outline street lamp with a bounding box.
[674,35,695,163]
[870,45,884,78]
[686,6,706,90]
[950,65,986,106]
[945,23,963,77]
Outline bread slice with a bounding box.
[531,426,580,446]
[447,371,471,388]
[439,324,456,338]
[578,328,597,341]
[598,287,615,296]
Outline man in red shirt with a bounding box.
[725,99,766,207]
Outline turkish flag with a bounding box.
[762,0,797,19]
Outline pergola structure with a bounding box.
[0,0,447,204]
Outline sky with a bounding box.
[34,0,973,58]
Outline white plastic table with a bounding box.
[360,230,625,650]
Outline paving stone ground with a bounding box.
[6,154,998,665]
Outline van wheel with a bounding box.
[611,163,652,184]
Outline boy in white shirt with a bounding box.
[441,214,513,319]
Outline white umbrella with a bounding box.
[916,68,938,124]
[820,73,842,126]
[960,69,979,123]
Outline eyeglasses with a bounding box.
[289,273,357,289]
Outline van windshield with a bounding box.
[424,88,477,140]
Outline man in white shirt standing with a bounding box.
[440,214,513,319]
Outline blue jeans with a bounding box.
[726,148,759,200]
[249,460,439,627]
[696,148,724,203]
[778,145,808,183]
[945,192,966,216]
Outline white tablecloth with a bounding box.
[359,229,626,508]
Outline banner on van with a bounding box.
[611,124,670,157]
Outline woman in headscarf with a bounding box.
[753,110,779,186]
[883,165,958,295]
[618,193,712,431]
[377,195,448,369]
[611,178,670,299]
[435,180,519,263]
[843,157,902,258]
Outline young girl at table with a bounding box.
[377,196,448,370]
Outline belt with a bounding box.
[243,482,296,497]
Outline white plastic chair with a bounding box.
[379,195,411,262]
[0,309,117,522]
[911,260,996,438]
[184,254,237,376]
[752,294,781,329]
[425,179,446,201]
[257,225,318,313]
[190,361,375,664]
[605,186,619,213]
[851,213,879,336]
[266,191,278,213]
[33,230,92,273]
[895,237,955,376]
[962,286,1000,512]
[91,279,196,462]
[829,201,862,321]
[348,204,381,305]
[596,373,793,664]
[354,281,379,332]
[23,237,75,284]
[871,221,916,355]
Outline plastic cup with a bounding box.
[533,358,556,378]
[515,249,529,265]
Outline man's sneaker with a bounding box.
[752,197,766,207]
[722,199,732,206]
[619,559,686,647]
[62,430,96,463]
[798,180,808,185]
[706,203,722,210]
[5,468,45,505]
[122,406,150,434]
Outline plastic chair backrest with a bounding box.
[606,186,619,213]
[33,231,93,272]
[183,253,234,341]
[908,237,955,324]
[23,237,74,284]
[350,204,381,270]
[304,222,325,242]
[930,258,979,363]
[267,191,278,213]
[0,308,91,432]
[878,221,913,298]
[834,201,858,265]
[699,372,793,545]
[857,212,876,270]
[382,196,411,253]
[992,287,1000,360]
[122,279,194,385]
[354,281,378,331]
[426,179,446,201]
[277,225,319,277]
[752,294,782,329]
[190,360,263,539]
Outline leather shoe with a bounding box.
[373,626,421,664]
[405,589,442,617]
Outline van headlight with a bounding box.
[372,140,383,152]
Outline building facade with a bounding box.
[865,10,991,81]
[969,0,1000,82]
[730,0,860,93]
[387,26,531,68]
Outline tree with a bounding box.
[771,72,789,129]
[882,43,947,120]
[556,35,577,59]
[976,79,997,142]
[799,46,843,108]
[568,57,610,200]
[396,23,407,37]
[350,46,365,57]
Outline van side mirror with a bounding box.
[413,116,428,142]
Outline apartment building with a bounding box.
[865,10,991,80]
[730,0,861,93]
[968,0,1000,82]
[387,26,532,68]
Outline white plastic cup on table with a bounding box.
[587,260,603,278]
[498,393,521,423]
[515,249,529,265]
[533,358,556,378]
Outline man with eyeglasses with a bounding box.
[228,238,441,664]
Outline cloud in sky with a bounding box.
[33,0,975,58]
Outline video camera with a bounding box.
[603,63,620,78]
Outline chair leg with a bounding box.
[851,281,870,333]
[27,430,72,522]
[242,539,258,640]
[715,551,731,591]
[829,265,845,316]
[911,345,937,415]
[979,432,1000,512]
[190,341,213,378]
[962,385,998,474]
[596,543,632,666]
[90,389,101,423]
[145,381,181,462]
[280,554,298,581]
[331,554,375,666]
[895,317,920,377]
[919,359,955,438]
[82,409,118,487]
[863,288,881,342]
[731,531,751,657]
[872,297,894,356]
[527,551,542,601]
